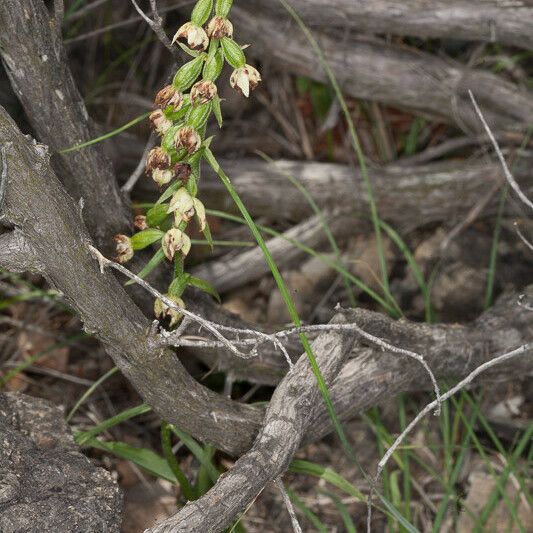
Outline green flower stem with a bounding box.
[204,147,357,462]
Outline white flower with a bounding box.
[168,188,207,231]
[154,85,184,111]
[168,188,195,221]
[206,16,233,40]
[149,110,173,136]
[174,126,202,154]
[152,168,174,187]
[230,64,261,97]
[172,22,209,52]
[190,80,218,106]
[162,228,192,261]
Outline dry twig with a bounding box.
[366,342,533,532]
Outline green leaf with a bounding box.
[215,0,233,17]
[59,112,150,154]
[187,102,212,129]
[321,491,357,533]
[169,426,220,484]
[212,96,223,128]
[286,488,328,533]
[187,276,221,302]
[130,229,164,250]
[289,459,366,502]
[161,422,196,500]
[168,273,191,298]
[204,148,363,474]
[147,204,170,226]
[161,124,181,153]
[221,37,245,69]
[202,219,214,249]
[84,437,177,483]
[186,172,199,197]
[66,367,119,422]
[157,179,184,205]
[125,248,165,286]
[163,97,191,121]
[173,55,205,91]
[203,49,225,81]
[191,0,213,26]
[177,41,201,58]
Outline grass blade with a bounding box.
[66,366,119,422]
[59,112,150,154]
[278,0,393,308]
[75,403,152,445]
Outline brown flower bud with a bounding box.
[190,80,218,106]
[206,16,233,40]
[114,235,134,264]
[174,126,202,155]
[146,147,171,173]
[230,65,262,98]
[154,85,184,111]
[172,22,209,52]
[174,163,192,183]
[134,215,148,231]
[149,109,172,136]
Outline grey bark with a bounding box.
[0,392,122,533]
[246,0,533,51]
[305,288,533,443]
[234,8,533,131]
[0,0,130,248]
[148,316,355,533]
[199,155,533,229]
[0,230,42,274]
[148,284,533,531]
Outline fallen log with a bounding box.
[234,8,533,130]
[199,155,533,228]
[246,0,533,51]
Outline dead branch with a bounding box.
[191,211,353,293]
[304,293,533,445]
[366,341,533,531]
[130,0,180,59]
[234,8,533,130]
[0,0,129,247]
[196,155,533,229]
[469,90,533,212]
[246,0,533,51]
[147,317,355,533]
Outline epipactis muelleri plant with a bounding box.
[115,0,261,327]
